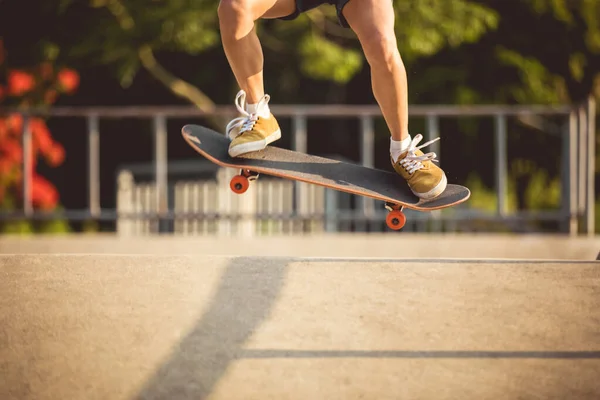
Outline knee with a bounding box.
[218,0,253,27]
[361,31,402,70]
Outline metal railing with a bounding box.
[0,99,596,235]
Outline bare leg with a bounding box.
[218,0,295,104]
[342,0,408,142]
[342,0,446,199]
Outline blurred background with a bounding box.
[0,0,598,237]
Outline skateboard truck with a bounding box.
[384,202,406,230]
[230,171,408,230]
[230,169,260,194]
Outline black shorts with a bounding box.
[279,0,352,28]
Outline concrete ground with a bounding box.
[1,235,599,399]
[1,233,599,259]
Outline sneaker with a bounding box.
[391,134,447,199]
[226,90,281,157]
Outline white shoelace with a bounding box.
[399,134,440,174]
[225,90,270,141]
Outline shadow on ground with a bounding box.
[134,257,289,400]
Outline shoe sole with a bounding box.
[228,129,282,158]
[412,173,447,200]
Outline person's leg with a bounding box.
[342,0,447,199]
[218,0,295,104]
[217,0,296,156]
[341,0,406,142]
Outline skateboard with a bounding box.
[181,124,470,230]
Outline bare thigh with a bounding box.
[261,0,296,19]
[218,0,296,21]
[341,0,395,40]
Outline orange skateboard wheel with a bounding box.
[386,210,406,230]
[230,175,250,194]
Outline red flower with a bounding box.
[8,70,35,96]
[57,68,79,93]
[0,51,73,212]
[7,114,23,135]
[46,143,65,167]
[31,173,59,210]
[0,158,13,175]
[0,138,23,163]
[30,118,54,155]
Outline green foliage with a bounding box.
[465,165,561,215]
[479,0,600,102]
[1,220,34,235]
[299,33,363,83]
[522,168,561,210]
[82,220,100,233]
[396,0,499,61]
[65,0,220,87]
[465,173,518,213]
[37,218,72,234]
[495,47,566,104]
[526,0,600,52]
[57,0,498,89]
[0,200,72,235]
[10,0,600,105]
[0,218,71,235]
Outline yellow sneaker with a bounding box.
[226,90,281,157]
[391,134,447,200]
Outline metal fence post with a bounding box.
[292,114,307,154]
[578,105,587,232]
[568,110,578,235]
[359,115,375,231]
[586,96,596,236]
[21,113,33,217]
[494,114,508,216]
[154,114,168,233]
[292,115,307,232]
[87,115,101,218]
[360,115,375,168]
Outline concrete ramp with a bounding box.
[1,254,599,399]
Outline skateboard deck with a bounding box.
[182,124,470,229]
